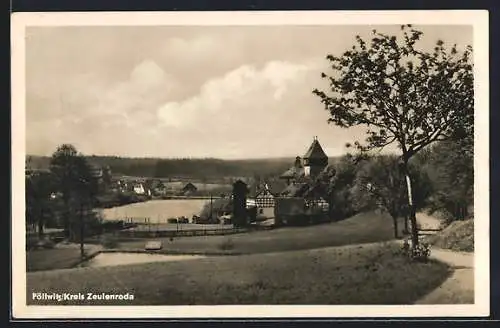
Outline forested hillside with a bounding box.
[25,155,341,181]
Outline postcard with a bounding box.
[11,10,489,319]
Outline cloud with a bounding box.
[149,58,347,158]
[25,25,472,158]
[156,59,321,129]
[130,60,167,88]
[27,56,342,158]
[26,59,181,155]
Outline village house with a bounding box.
[279,156,305,186]
[279,136,329,185]
[133,183,145,195]
[133,182,151,196]
[303,136,329,178]
[181,182,198,196]
[254,184,276,218]
[250,180,286,218]
[275,137,332,217]
[116,179,130,193]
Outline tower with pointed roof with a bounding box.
[303,136,328,179]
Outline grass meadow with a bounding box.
[27,242,450,305]
[119,211,407,254]
[26,211,405,272]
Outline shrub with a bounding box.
[100,236,119,249]
[399,239,431,262]
[410,243,431,262]
[218,238,235,251]
[429,219,474,252]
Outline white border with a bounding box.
[11,10,490,319]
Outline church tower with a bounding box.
[303,136,328,179]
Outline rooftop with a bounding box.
[304,137,328,160]
[279,166,305,179]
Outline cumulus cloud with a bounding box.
[156,59,320,128]
[25,25,472,158]
[130,60,167,88]
[26,54,361,158]
[149,58,354,158]
[26,59,180,155]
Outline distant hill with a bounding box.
[25,155,341,181]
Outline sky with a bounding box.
[25,24,472,159]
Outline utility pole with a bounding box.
[209,193,213,223]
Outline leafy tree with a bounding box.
[313,25,473,248]
[425,137,473,222]
[315,154,360,220]
[73,159,99,257]
[50,144,80,238]
[25,170,56,238]
[352,155,432,238]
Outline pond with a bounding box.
[78,252,206,268]
[101,199,208,223]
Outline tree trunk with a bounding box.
[403,212,409,235]
[402,164,419,249]
[80,202,85,259]
[38,208,44,239]
[63,197,70,239]
[392,215,399,239]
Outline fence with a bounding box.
[108,215,273,238]
[114,226,255,239]
[105,216,273,238]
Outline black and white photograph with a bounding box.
[11,10,489,318]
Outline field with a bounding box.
[27,210,406,273]
[101,199,207,222]
[27,211,403,272]
[26,211,453,305]
[118,211,406,254]
[27,242,450,305]
[27,245,102,272]
[428,219,474,252]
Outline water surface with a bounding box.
[102,199,207,223]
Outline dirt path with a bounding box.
[412,212,474,304]
[416,212,443,230]
[415,248,474,304]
